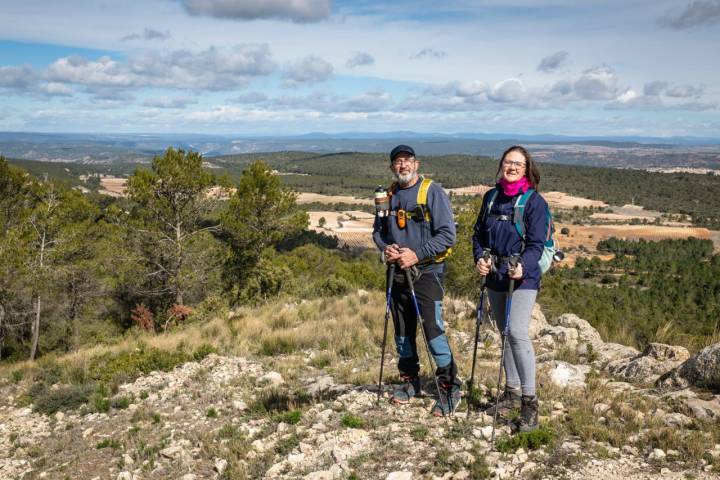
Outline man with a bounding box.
[372,144,460,416]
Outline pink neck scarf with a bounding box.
[498,176,531,197]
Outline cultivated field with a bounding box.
[98,176,127,197]
[297,192,373,206]
[556,223,713,265]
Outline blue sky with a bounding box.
[0,0,718,137]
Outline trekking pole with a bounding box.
[405,267,446,416]
[468,249,491,417]
[377,263,396,403]
[491,254,521,446]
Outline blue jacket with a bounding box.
[472,185,548,291]
[373,178,456,272]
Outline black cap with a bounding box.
[390,144,415,162]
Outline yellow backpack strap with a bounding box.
[417,177,433,221]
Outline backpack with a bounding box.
[388,176,452,263]
[483,187,556,274]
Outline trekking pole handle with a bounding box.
[479,249,491,289]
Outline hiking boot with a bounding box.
[432,384,462,417]
[391,375,421,404]
[517,395,539,432]
[483,387,521,417]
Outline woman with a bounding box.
[472,145,547,432]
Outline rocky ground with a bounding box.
[1,301,719,480]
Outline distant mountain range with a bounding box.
[1,131,719,169]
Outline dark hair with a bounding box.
[496,145,541,189]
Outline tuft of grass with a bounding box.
[206,407,218,418]
[274,433,300,456]
[192,343,218,361]
[96,439,122,450]
[272,409,302,425]
[340,412,365,429]
[410,426,429,441]
[10,369,23,383]
[496,425,556,453]
[111,395,133,410]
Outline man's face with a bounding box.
[390,153,419,185]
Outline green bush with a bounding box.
[111,395,133,410]
[87,346,191,384]
[340,413,365,429]
[193,343,218,361]
[272,409,302,425]
[496,426,556,453]
[32,383,95,415]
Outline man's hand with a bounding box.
[397,247,419,269]
[384,244,401,263]
[508,261,524,280]
[475,257,492,276]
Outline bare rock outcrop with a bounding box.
[608,343,690,384]
[657,342,720,392]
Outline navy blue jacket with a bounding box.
[472,185,548,291]
[373,178,456,273]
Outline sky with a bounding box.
[0,0,719,137]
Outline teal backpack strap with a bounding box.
[513,188,535,239]
[482,188,499,223]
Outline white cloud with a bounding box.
[411,48,447,60]
[665,84,704,98]
[643,80,669,96]
[121,27,171,42]
[489,78,526,103]
[44,45,276,91]
[659,0,720,29]
[143,97,198,109]
[573,65,623,100]
[182,0,331,23]
[346,52,375,68]
[0,65,37,90]
[39,82,73,96]
[282,56,333,87]
[537,51,568,73]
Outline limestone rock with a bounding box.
[555,313,603,348]
[657,342,720,392]
[529,303,549,339]
[387,472,413,480]
[608,343,688,383]
[547,361,589,389]
[260,371,284,387]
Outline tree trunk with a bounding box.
[175,216,184,306]
[30,295,40,360]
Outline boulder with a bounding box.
[657,342,720,392]
[608,343,689,383]
[593,342,640,365]
[529,303,549,339]
[546,361,589,389]
[555,313,604,348]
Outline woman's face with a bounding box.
[500,150,527,183]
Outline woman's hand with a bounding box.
[475,257,492,276]
[508,262,524,280]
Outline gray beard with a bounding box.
[394,171,418,186]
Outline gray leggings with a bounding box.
[487,288,537,396]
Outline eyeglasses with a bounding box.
[502,160,526,169]
[391,157,416,166]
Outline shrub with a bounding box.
[131,304,155,332]
[272,410,302,425]
[32,384,95,415]
[193,343,218,361]
[496,426,556,453]
[111,395,133,410]
[340,413,364,429]
[164,304,195,332]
